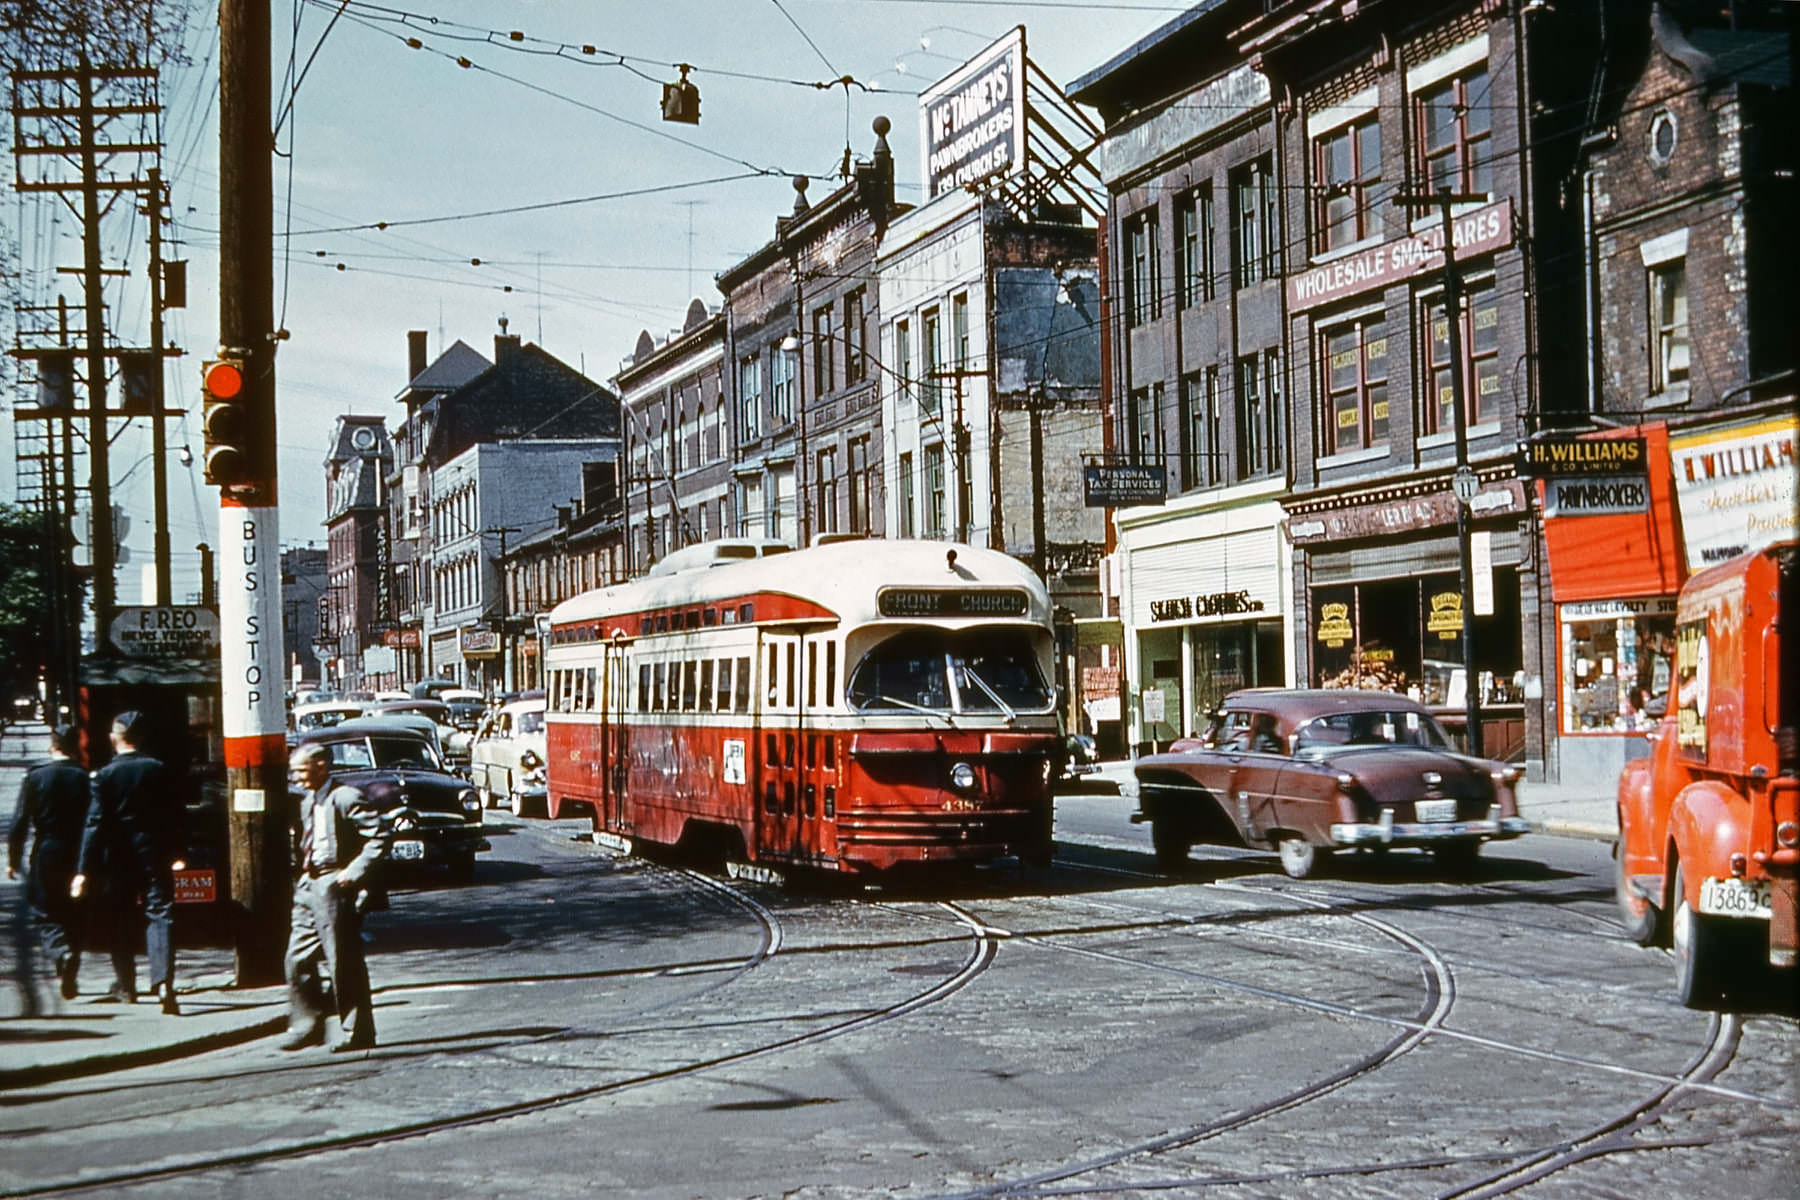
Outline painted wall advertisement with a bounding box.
[1669,415,1797,571]
[919,28,1025,200]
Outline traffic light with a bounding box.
[201,356,249,486]
[661,65,699,124]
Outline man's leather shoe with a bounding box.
[56,956,78,1000]
[158,983,180,1016]
[97,984,137,1004]
[329,1035,375,1054]
[279,1027,325,1051]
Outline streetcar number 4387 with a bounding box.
[1699,876,1772,920]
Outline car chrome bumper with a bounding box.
[1331,815,1529,846]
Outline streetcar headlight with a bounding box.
[520,749,543,771]
[950,761,977,792]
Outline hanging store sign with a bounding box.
[1315,602,1354,648]
[460,626,500,656]
[1426,590,1464,641]
[1668,415,1797,571]
[1516,434,1647,478]
[919,27,1026,201]
[1084,463,1167,507]
[1288,200,1513,312]
[108,605,221,660]
[1541,476,1650,516]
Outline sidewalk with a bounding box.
[1086,759,1618,842]
[0,951,288,1090]
[2,721,286,1090]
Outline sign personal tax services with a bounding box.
[920,28,1025,201]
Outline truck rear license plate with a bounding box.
[392,840,424,861]
[1699,876,1772,920]
[1415,799,1456,823]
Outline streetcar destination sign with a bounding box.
[877,588,1030,618]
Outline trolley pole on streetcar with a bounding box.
[1394,186,1487,756]
[217,0,289,985]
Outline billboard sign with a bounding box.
[1669,415,1796,571]
[108,605,220,660]
[919,27,1026,201]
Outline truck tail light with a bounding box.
[1778,821,1799,849]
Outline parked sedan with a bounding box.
[1133,689,1528,878]
[295,718,488,882]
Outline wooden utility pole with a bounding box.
[1395,185,1487,755]
[75,55,116,639]
[145,166,173,604]
[218,0,289,985]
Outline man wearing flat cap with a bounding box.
[71,711,185,1014]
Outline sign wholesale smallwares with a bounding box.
[1287,200,1514,312]
[919,27,1026,201]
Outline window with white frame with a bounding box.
[922,444,946,538]
[1649,259,1688,394]
[770,345,794,425]
[736,355,761,441]
[1125,207,1161,325]
[1321,314,1389,454]
[1420,280,1499,435]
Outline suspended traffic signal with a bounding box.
[661,64,699,124]
[201,356,249,486]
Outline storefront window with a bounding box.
[1559,599,1676,733]
[1310,571,1521,705]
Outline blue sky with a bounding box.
[6,1,1179,601]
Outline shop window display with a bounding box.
[1559,600,1675,733]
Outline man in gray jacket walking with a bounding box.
[282,743,391,1052]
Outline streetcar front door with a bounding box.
[601,642,628,834]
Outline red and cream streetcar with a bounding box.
[540,537,1060,875]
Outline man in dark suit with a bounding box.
[8,725,89,999]
[283,743,391,1052]
[70,712,185,1015]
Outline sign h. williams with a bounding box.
[919,27,1025,201]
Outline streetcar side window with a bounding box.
[652,662,666,711]
[766,645,779,708]
[585,667,599,712]
[637,663,649,711]
[736,655,752,711]
[825,642,837,708]
[807,642,818,708]
[785,643,797,708]
[716,659,733,711]
[700,660,715,711]
[683,661,699,711]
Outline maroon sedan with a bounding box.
[1132,689,1528,877]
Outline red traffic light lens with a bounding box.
[203,360,244,399]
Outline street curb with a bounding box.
[1528,819,1617,844]
[0,1014,287,1091]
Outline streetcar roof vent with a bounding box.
[645,537,793,577]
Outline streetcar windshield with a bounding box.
[847,629,1052,715]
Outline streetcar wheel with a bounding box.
[1277,836,1316,880]
[1432,841,1481,876]
[1615,844,1662,947]
[1151,821,1189,871]
[1673,862,1728,1009]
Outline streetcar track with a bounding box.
[932,882,1457,1198]
[1436,1012,1744,1199]
[3,887,1005,1197]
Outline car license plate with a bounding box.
[1416,799,1457,824]
[1699,876,1772,920]
[392,840,424,861]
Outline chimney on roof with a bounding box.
[407,330,428,381]
[495,314,521,363]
